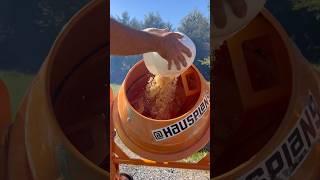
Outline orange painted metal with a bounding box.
[0,80,11,180]
[112,60,210,162]
[3,0,109,180]
[116,156,210,170]
[110,124,210,180]
[0,80,11,136]
[213,9,320,180]
[110,61,210,179]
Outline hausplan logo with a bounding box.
[152,92,210,141]
[240,91,320,180]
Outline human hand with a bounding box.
[213,0,247,29]
[144,28,192,70]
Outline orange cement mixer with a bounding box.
[0,0,110,179]
[213,9,320,180]
[111,60,210,178]
[112,60,210,161]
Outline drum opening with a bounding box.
[51,52,108,170]
[125,61,201,120]
[47,0,108,171]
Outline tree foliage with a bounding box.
[178,10,210,61]
[265,0,320,64]
[177,10,210,80]
[142,12,173,30]
[292,0,320,12]
[34,0,90,33]
[114,12,141,30]
[292,0,320,19]
[0,0,91,73]
[113,11,173,31]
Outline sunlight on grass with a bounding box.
[110,83,121,94]
[181,150,209,163]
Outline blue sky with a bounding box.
[110,0,209,28]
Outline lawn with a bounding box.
[0,75,123,118]
[0,71,34,117]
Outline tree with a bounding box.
[293,0,320,9]
[0,0,91,72]
[115,11,131,26]
[178,10,210,61]
[34,0,90,34]
[265,0,320,64]
[114,11,143,30]
[142,12,174,31]
[178,10,210,80]
[292,0,320,18]
[130,18,143,30]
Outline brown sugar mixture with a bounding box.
[128,74,191,120]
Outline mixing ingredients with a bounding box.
[131,31,197,120]
[128,74,184,120]
[145,75,180,119]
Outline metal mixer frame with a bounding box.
[110,118,210,179]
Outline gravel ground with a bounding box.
[120,164,210,180]
[115,135,210,180]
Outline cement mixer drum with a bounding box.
[112,61,210,162]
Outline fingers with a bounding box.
[157,32,192,71]
[166,53,186,71]
[174,57,181,70]
[170,32,192,58]
[179,43,192,58]
[227,0,247,17]
[167,54,186,71]
[178,53,187,67]
[174,37,189,67]
[167,33,190,69]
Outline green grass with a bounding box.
[181,150,209,163]
[0,71,34,117]
[110,83,121,94]
[313,63,320,71]
[0,76,122,117]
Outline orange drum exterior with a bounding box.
[0,80,11,180]
[0,80,11,134]
[110,87,113,104]
[213,9,320,180]
[3,0,109,180]
[112,60,210,162]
